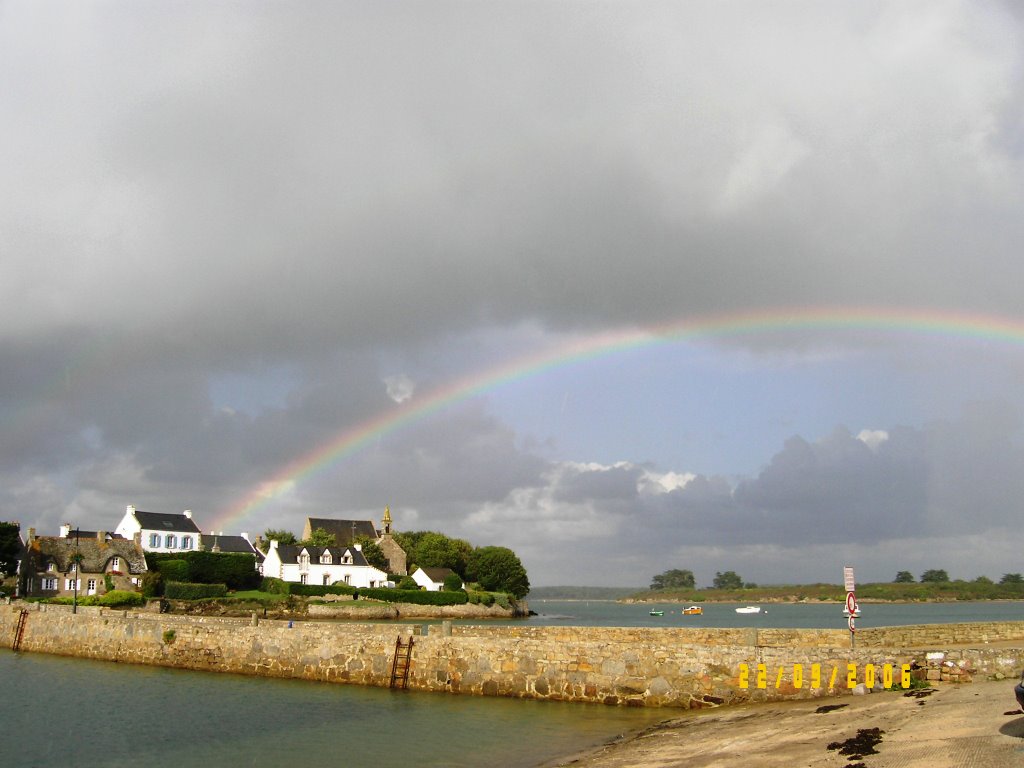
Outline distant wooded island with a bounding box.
[529,577,1024,603]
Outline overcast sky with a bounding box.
[3,1,1024,587]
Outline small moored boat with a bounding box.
[682,606,703,615]
[649,609,665,616]
[735,605,761,614]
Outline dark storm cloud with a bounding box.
[3,2,1024,585]
[552,463,643,504]
[3,2,1023,356]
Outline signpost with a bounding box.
[844,566,857,648]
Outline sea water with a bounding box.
[0,649,666,768]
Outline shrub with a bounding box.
[443,572,465,592]
[287,583,357,597]
[99,590,144,608]
[397,576,419,590]
[103,573,115,592]
[468,591,494,606]
[141,570,163,598]
[163,629,176,644]
[259,577,290,595]
[164,581,228,600]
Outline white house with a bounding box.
[411,566,462,592]
[115,505,202,554]
[262,540,388,588]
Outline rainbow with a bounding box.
[209,305,1024,531]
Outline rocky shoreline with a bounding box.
[549,678,1024,767]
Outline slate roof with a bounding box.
[200,534,264,562]
[132,510,201,534]
[29,536,147,574]
[305,518,378,546]
[275,544,370,568]
[417,566,457,584]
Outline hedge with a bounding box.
[99,590,145,607]
[155,559,189,583]
[145,551,260,590]
[285,583,357,597]
[164,581,229,600]
[358,587,468,606]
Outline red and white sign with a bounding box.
[848,615,856,632]
[846,592,858,615]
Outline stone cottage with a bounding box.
[23,527,147,598]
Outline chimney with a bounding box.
[353,543,362,551]
[27,527,36,542]
[183,510,192,519]
[270,539,279,550]
[240,532,249,542]
[97,531,106,541]
[59,523,71,538]
[127,504,135,515]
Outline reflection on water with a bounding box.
[1,649,665,768]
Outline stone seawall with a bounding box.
[4,604,1023,709]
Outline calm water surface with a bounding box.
[1,649,666,768]
[522,599,1024,629]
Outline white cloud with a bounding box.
[717,121,810,213]
[384,374,416,404]
[639,469,697,495]
[856,429,890,451]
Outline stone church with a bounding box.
[300,507,407,575]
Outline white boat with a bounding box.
[735,606,761,614]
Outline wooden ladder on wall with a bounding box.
[390,635,414,689]
[12,609,28,651]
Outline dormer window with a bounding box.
[46,562,55,572]
[299,553,309,567]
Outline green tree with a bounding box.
[261,529,297,551]
[894,571,915,583]
[394,530,472,577]
[354,536,387,571]
[0,522,20,578]
[920,569,950,583]
[712,570,744,590]
[466,546,530,598]
[1000,573,1024,585]
[301,527,336,547]
[649,569,695,590]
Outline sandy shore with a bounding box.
[550,679,1024,768]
